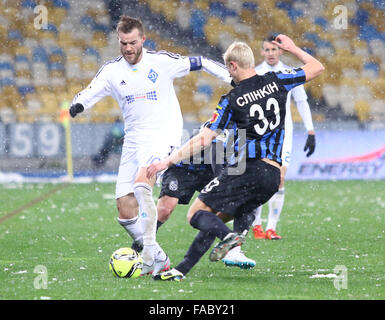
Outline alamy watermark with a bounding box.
[333,265,348,290]
[333,5,348,30]
[33,265,48,289]
[181,128,247,176]
[33,4,48,30]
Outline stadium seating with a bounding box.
[1,0,384,124]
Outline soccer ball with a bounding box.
[109,247,143,278]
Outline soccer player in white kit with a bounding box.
[251,34,316,240]
[69,16,231,275]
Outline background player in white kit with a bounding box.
[251,33,316,240]
[69,16,231,274]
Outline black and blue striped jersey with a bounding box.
[207,68,306,165]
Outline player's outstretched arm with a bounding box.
[146,127,219,179]
[272,34,324,81]
[200,57,232,84]
[69,62,112,117]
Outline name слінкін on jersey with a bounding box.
[236,82,279,106]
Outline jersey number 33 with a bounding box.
[250,97,281,135]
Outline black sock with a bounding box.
[131,241,143,252]
[189,210,232,240]
[175,230,216,275]
[156,220,163,232]
[233,212,255,233]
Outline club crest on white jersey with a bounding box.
[148,69,158,83]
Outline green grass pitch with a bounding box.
[0,180,384,300]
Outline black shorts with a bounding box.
[159,165,215,205]
[198,159,280,217]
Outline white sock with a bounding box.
[252,206,263,226]
[133,182,157,250]
[154,242,167,261]
[141,244,157,264]
[117,216,143,245]
[141,242,167,265]
[266,188,285,231]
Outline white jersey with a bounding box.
[255,61,314,166]
[72,48,231,198]
[73,49,231,148]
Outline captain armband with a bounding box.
[189,56,202,71]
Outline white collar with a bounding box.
[262,60,283,72]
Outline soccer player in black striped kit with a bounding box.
[147,34,324,281]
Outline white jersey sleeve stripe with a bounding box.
[201,57,232,84]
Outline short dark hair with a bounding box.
[116,16,144,36]
[263,32,279,43]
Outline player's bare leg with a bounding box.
[117,193,139,219]
[186,197,213,222]
[157,195,179,229]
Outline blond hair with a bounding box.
[223,42,255,69]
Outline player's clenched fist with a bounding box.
[69,103,84,118]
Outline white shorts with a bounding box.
[115,143,174,199]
